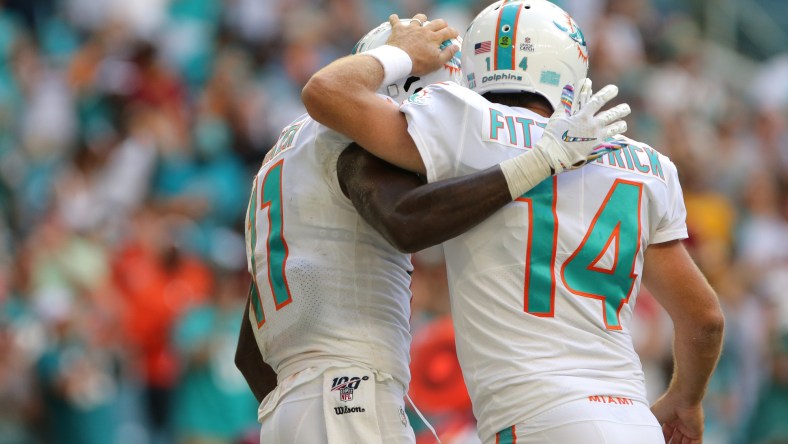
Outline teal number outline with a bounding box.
[561,179,642,330]
[246,176,265,326]
[520,178,643,330]
[248,159,293,327]
[517,177,558,316]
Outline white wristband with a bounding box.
[364,45,413,89]
[499,149,553,199]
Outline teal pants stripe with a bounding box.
[496,425,517,443]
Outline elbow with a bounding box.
[691,308,725,347]
[301,75,319,111]
[702,309,725,339]
[302,73,332,122]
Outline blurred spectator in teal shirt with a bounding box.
[172,270,258,444]
[747,332,788,444]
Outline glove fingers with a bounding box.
[585,141,627,164]
[583,84,619,115]
[592,140,627,153]
[597,103,631,126]
[585,149,611,162]
[575,78,592,113]
[560,84,575,116]
[602,121,628,138]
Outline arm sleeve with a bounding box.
[400,83,470,183]
[651,159,689,244]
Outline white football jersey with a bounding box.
[245,113,413,387]
[400,82,688,442]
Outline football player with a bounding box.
[302,2,724,444]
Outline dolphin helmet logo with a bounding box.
[553,14,588,63]
[440,40,462,75]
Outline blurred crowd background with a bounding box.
[0,0,785,443]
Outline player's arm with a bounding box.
[305,14,629,199]
[235,297,277,403]
[642,240,724,444]
[337,143,511,252]
[302,14,458,175]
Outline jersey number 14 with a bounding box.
[520,177,643,330]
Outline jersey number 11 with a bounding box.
[247,160,292,327]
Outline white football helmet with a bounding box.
[461,0,588,111]
[352,20,463,103]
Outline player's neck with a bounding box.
[482,92,553,118]
[524,104,552,118]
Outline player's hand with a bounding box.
[651,392,704,444]
[534,79,630,174]
[387,14,459,76]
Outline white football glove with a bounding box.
[499,79,630,199]
[535,79,631,174]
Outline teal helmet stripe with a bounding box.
[494,2,521,70]
[351,41,363,54]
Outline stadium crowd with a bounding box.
[0,0,785,443]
